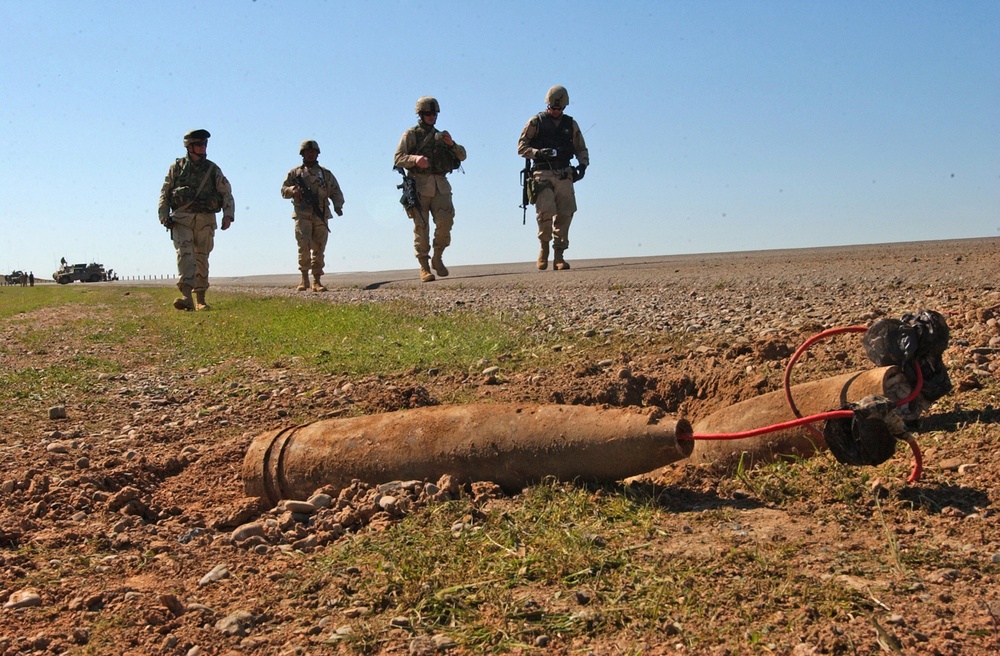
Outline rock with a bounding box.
[48,406,67,420]
[215,610,254,637]
[198,564,230,586]
[231,522,266,543]
[938,458,963,471]
[106,486,142,512]
[46,441,71,454]
[4,589,42,609]
[282,500,317,514]
[159,593,185,617]
[307,493,333,509]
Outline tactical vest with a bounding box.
[169,158,223,213]
[530,112,575,169]
[413,125,460,175]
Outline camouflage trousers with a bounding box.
[294,215,330,276]
[412,192,454,258]
[532,169,577,250]
[170,212,217,292]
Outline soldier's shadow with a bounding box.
[919,405,1000,432]
[589,481,766,513]
[898,483,991,515]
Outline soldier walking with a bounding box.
[280,140,345,292]
[393,97,467,282]
[157,129,235,311]
[517,85,590,271]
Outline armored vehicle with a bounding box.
[53,262,107,284]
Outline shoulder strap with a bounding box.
[174,162,216,213]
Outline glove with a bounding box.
[536,148,557,159]
[573,164,587,182]
[221,216,234,230]
[334,208,344,217]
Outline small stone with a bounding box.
[46,441,71,454]
[432,634,457,649]
[198,564,230,586]
[283,500,317,514]
[307,493,333,509]
[4,589,42,609]
[160,593,186,617]
[48,406,67,420]
[215,610,254,637]
[231,522,266,543]
[390,616,411,629]
[938,458,963,471]
[482,366,499,375]
[534,635,550,647]
[957,463,977,475]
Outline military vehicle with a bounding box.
[4,270,25,286]
[53,262,108,284]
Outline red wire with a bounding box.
[690,409,854,441]
[783,326,868,440]
[686,323,925,483]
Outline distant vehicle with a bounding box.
[53,262,110,284]
[4,270,25,285]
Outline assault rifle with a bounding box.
[519,159,531,225]
[295,173,328,229]
[394,166,420,216]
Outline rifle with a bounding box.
[295,172,328,230]
[519,159,532,225]
[394,166,420,218]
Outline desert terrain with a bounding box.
[1,238,999,655]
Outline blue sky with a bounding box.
[1,0,997,279]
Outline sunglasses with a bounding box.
[420,111,439,117]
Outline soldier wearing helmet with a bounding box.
[157,129,235,310]
[281,139,346,292]
[393,96,467,282]
[517,85,590,271]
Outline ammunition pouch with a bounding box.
[527,177,552,204]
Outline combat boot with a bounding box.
[537,242,550,270]
[418,257,435,283]
[173,284,194,311]
[312,274,327,292]
[553,248,570,271]
[431,249,449,277]
[195,290,210,311]
[296,273,309,291]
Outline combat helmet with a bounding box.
[299,139,321,155]
[415,96,441,114]
[545,85,569,109]
[183,129,211,146]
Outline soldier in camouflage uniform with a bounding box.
[281,140,345,292]
[158,129,235,310]
[393,97,467,282]
[518,85,589,271]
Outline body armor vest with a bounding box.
[530,112,575,169]
[170,158,223,213]
[413,125,460,175]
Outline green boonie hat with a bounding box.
[183,129,211,145]
[300,139,320,154]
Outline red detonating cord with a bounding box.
[683,324,924,483]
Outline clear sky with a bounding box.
[1,0,997,280]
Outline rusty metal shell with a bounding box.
[244,403,693,506]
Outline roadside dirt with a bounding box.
[1,239,999,655]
